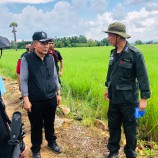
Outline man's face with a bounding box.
[107,33,117,46]
[48,42,54,50]
[34,41,49,55]
[25,44,31,51]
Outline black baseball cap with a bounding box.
[32,31,52,42]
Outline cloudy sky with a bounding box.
[0,0,158,42]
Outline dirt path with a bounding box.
[3,78,111,158]
[4,79,158,158]
[4,78,157,158]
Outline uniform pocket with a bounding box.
[119,61,132,78]
[115,84,133,103]
[116,84,132,90]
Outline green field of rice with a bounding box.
[0,44,158,141]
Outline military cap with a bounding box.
[103,22,131,39]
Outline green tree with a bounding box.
[78,35,87,43]
[87,39,96,47]
[101,38,109,46]
[135,40,143,45]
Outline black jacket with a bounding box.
[105,42,150,104]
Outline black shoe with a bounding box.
[32,152,41,158]
[107,152,119,158]
[48,142,62,153]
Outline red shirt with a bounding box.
[16,59,21,74]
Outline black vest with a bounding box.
[25,52,57,101]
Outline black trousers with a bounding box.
[107,102,137,158]
[28,96,57,153]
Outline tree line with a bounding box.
[11,37,158,49]
[134,40,158,45]
[11,35,109,49]
[9,21,158,49]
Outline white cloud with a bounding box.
[85,7,158,42]
[85,12,113,40]
[0,0,158,43]
[0,0,54,4]
[127,0,155,5]
[0,2,89,41]
[125,8,158,42]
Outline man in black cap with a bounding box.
[20,31,62,158]
[103,22,150,158]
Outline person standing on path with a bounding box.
[20,31,62,158]
[103,22,151,158]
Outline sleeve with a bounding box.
[0,76,6,96]
[52,57,61,90]
[57,51,62,61]
[20,57,29,97]
[105,66,111,87]
[16,59,21,74]
[136,53,151,99]
[105,51,113,87]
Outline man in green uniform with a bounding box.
[103,22,150,158]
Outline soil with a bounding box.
[3,78,110,158]
[3,78,157,158]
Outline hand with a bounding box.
[139,99,147,111]
[104,89,109,101]
[57,95,62,106]
[58,71,62,77]
[20,146,27,158]
[24,100,32,112]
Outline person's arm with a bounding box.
[52,57,61,106]
[57,52,64,77]
[58,60,64,77]
[104,88,109,101]
[20,146,27,158]
[104,52,113,101]
[17,74,21,91]
[20,57,32,112]
[136,53,151,111]
[0,76,6,96]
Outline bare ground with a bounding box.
[3,78,110,158]
[3,78,158,158]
